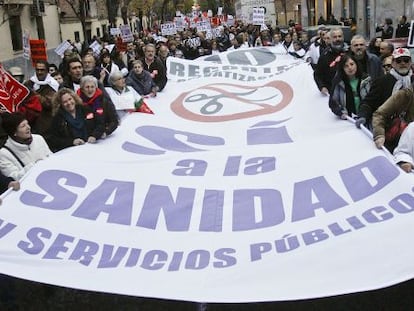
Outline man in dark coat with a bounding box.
[313,27,348,96]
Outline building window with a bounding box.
[9,16,23,51]
[74,31,80,42]
[96,27,100,37]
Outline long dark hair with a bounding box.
[335,54,363,83]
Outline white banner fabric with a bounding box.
[1,48,414,303]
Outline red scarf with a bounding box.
[77,87,103,111]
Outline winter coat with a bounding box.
[0,135,51,180]
[329,76,371,117]
[372,88,414,151]
[47,105,104,152]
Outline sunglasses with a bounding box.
[396,57,411,64]
[383,64,392,68]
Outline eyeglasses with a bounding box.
[395,57,411,64]
[383,64,392,69]
[35,68,46,71]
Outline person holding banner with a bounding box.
[314,27,348,96]
[0,112,51,180]
[77,75,119,138]
[141,43,167,91]
[329,54,371,119]
[355,48,413,130]
[47,88,104,152]
[106,71,154,119]
[372,87,414,152]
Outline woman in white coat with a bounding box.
[0,112,51,180]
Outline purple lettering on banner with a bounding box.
[72,179,134,225]
[340,156,399,202]
[291,176,348,222]
[244,157,276,175]
[223,156,241,176]
[233,189,285,231]
[0,219,16,239]
[275,234,299,253]
[168,251,184,271]
[247,121,293,145]
[172,159,207,176]
[125,248,142,267]
[389,193,414,214]
[302,229,329,245]
[43,233,74,260]
[136,185,195,231]
[185,249,210,270]
[328,222,352,236]
[362,206,394,223]
[17,227,50,255]
[199,189,224,232]
[250,242,272,261]
[122,126,225,155]
[68,239,99,266]
[346,216,366,230]
[98,245,130,268]
[213,248,237,268]
[141,250,167,270]
[20,170,86,210]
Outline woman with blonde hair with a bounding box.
[48,88,104,151]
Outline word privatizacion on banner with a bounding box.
[18,156,401,232]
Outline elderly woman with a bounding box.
[47,88,105,152]
[126,60,157,97]
[105,71,153,119]
[77,75,119,138]
[0,112,51,180]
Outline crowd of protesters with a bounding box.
[0,14,414,200]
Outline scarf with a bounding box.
[389,68,413,94]
[77,87,103,111]
[30,73,59,92]
[62,108,87,140]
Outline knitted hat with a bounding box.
[1,112,26,137]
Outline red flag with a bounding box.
[0,63,30,113]
[133,97,154,114]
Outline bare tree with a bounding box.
[60,0,89,43]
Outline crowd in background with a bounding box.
[0,14,413,199]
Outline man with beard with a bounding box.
[355,48,413,129]
[349,34,383,80]
[313,27,348,96]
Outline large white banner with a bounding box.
[1,48,414,303]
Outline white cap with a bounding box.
[8,66,23,76]
[392,47,411,59]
